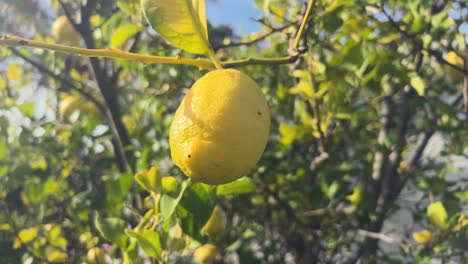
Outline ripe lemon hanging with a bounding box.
[193,244,220,264]
[169,69,270,185]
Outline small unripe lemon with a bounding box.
[59,95,82,118]
[86,247,105,264]
[445,51,465,82]
[52,16,80,43]
[169,69,270,185]
[202,206,227,237]
[168,224,186,251]
[59,95,102,120]
[193,244,220,264]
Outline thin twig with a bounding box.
[357,229,411,254]
[9,48,107,115]
[216,23,295,50]
[292,0,316,51]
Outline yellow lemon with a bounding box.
[52,16,80,43]
[193,244,220,264]
[86,247,105,264]
[202,206,227,237]
[169,69,270,185]
[445,51,464,82]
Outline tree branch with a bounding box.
[9,48,107,115]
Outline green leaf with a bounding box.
[111,24,142,48]
[177,182,214,240]
[409,72,425,96]
[135,167,160,193]
[141,0,210,54]
[0,138,7,160]
[160,180,190,220]
[126,230,161,258]
[94,214,128,248]
[427,201,448,230]
[117,0,140,14]
[0,76,5,91]
[216,177,256,196]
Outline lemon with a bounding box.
[59,94,102,120]
[193,244,220,264]
[86,247,105,264]
[202,206,227,237]
[445,51,464,82]
[59,95,82,118]
[169,69,270,185]
[52,16,80,43]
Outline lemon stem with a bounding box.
[207,49,223,69]
[0,35,214,70]
[1,35,301,69]
[292,0,315,50]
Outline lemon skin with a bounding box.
[52,16,80,43]
[193,244,220,264]
[169,69,270,185]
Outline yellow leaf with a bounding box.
[111,24,142,48]
[90,15,101,27]
[13,238,21,249]
[289,81,314,98]
[412,229,433,244]
[0,223,11,231]
[279,123,298,145]
[346,185,364,206]
[452,214,468,232]
[6,64,21,81]
[135,167,160,193]
[47,250,68,263]
[162,176,180,193]
[30,157,48,170]
[18,227,38,243]
[141,0,210,54]
[427,201,448,229]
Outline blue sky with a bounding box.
[205,0,262,34]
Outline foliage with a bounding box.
[0,0,467,263]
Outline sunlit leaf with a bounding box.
[94,214,128,248]
[47,250,68,263]
[427,201,448,230]
[412,229,433,244]
[6,64,21,81]
[18,227,38,243]
[346,185,363,206]
[216,177,256,196]
[279,123,299,145]
[409,72,425,96]
[162,176,180,193]
[111,24,142,48]
[134,167,160,193]
[117,0,140,14]
[160,180,190,220]
[126,230,161,258]
[141,0,210,54]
